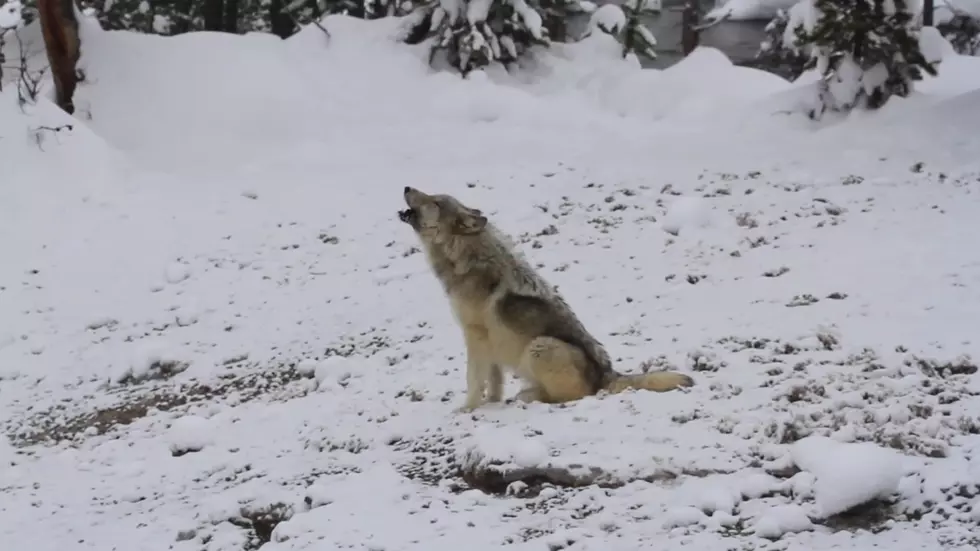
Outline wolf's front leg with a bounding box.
[486,364,504,403]
[456,327,492,413]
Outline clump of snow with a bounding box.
[791,436,906,518]
[167,415,215,456]
[920,26,955,65]
[314,356,350,391]
[674,475,744,515]
[0,1,22,29]
[113,340,189,384]
[663,506,707,529]
[751,504,814,539]
[296,358,318,377]
[661,195,712,236]
[460,426,550,472]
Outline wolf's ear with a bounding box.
[455,210,488,235]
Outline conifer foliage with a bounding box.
[937,13,980,56]
[754,8,809,81]
[405,0,586,74]
[793,0,939,119]
[403,0,659,74]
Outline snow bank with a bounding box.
[530,42,793,125]
[0,90,134,376]
[791,436,906,518]
[751,505,814,539]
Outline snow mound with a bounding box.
[544,44,793,124]
[167,415,215,456]
[791,436,906,518]
[751,504,814,539]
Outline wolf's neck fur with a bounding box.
[422,223,553,298]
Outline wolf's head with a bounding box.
[399,187,488,240]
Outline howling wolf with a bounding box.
[399,186,693,412]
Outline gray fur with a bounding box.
[399,186,691,411]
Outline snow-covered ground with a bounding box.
[3,12,980,551]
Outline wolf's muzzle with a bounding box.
[398,209,415,224]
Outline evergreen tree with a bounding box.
[753,8,809,81]
[408,0,657,74]
[937,13,980,56]
[794,0,939,119]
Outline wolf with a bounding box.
[398,186,694,412]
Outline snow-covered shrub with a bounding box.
[936,13,980,55]
[585,0,658,60]
[794,0,940,119]
[753,8,810,80]
[410,0,657,74]
[405,0,561,74]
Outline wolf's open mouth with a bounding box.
[398,209,415,224]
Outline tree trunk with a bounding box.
[224,0,240,34]
[681,0,700,56]
[268,0,295,39]
[38,0,81,114]
[923,0,933,26]
[203,0,225,31]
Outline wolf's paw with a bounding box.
[454,398,484,414]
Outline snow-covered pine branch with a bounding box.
[583,0,658,61]
[936,10,980,55]
[409,0,586,74]
[753,6,810,81]
[793,0,940,119]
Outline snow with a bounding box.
[752,504,815,538]
[590,4,627,34]
[167,415,215,456]
[791,436,907,518]
[2,10,980,551]
[0,0,21,29]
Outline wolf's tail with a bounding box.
[602,371,694,394]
